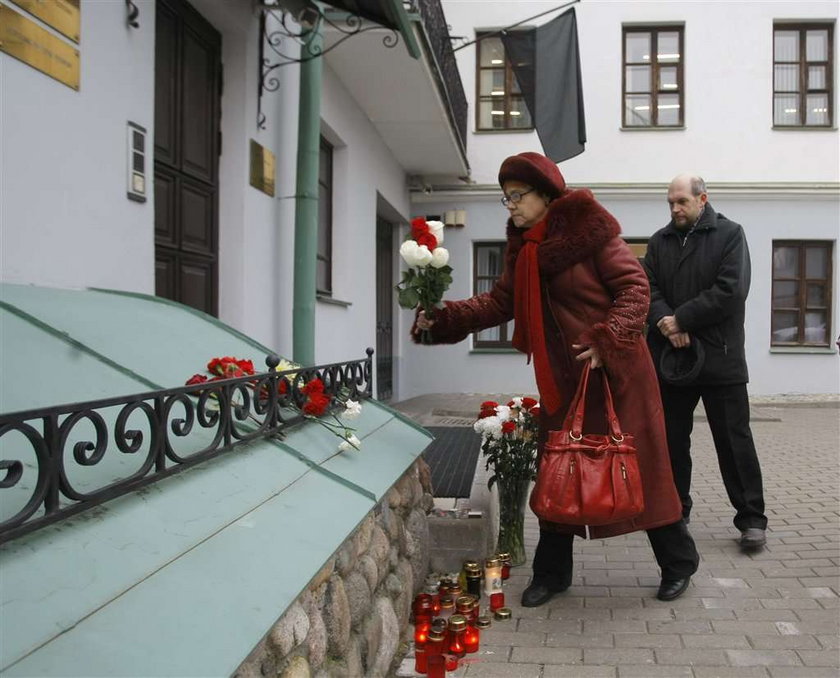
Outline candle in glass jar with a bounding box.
[464,620,480,653]
[414,640,428,674]
[412,593,433,627]
[497,551,511,580]
[446,614,467,670]
[438,594,455,621]
[464,562,483,599]
[483,557,503,605]
[423,584,441,616]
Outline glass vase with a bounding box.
[496,476,530,567]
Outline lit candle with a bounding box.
[497,552,511,580]
[484,557,504,610]
[464,620,480,653]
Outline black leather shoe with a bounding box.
[521,581,569,607]
[656,577,691,601]
[739,528,766,550]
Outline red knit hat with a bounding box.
[498,152,566,200]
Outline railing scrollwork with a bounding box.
[0,349,374,544]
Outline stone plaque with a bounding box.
[249,140,276,197]
[0,5,80,90]
[9,0,80,43]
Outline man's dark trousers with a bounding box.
[660,381,767,531]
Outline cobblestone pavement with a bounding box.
[397,401,840,678]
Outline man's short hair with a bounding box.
[690,176,707,196]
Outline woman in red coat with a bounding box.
[415,152,699,606]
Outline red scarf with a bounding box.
[512,218,562,415]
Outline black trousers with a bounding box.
[660,381,767,531]
[533,521,699,587]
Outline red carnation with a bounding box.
[186,374,208,386]
[481,401,499,410]
[236,359,255,375]
[501,421,516,434]
[415,231,437,250]
[521,397,538,410]
[303,392,331,417]
[478,408,495,419]
[411,217,429,239]
[302,378,325,395]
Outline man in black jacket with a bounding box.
[644,174,767,551]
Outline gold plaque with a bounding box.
[9,0,80,43]
[0,5,80,90]
[249,140,276,197]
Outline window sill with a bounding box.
[620,126,686,131]
[771,125,837,131]
[470,347,518,354]
[317,294,352,308]
[769,346,836,354]
[474,128,535,134]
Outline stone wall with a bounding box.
[234,459,435,678]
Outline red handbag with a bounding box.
[529,363,645,526]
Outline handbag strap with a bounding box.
[564,363,624,441]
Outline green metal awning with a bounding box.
[326,0,420,58]
[0,283,432,677]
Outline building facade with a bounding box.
[402,0,840,399]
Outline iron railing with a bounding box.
[412,0,469,159]
[0,350,374,545]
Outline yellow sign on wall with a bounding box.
[250,140,276,197]
[9,0,80,43]
[0,5,80,90]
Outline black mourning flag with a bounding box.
[501,8,586,162]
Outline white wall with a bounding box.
[0,0,155,292]
[443,0,840,187]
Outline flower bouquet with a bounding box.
[395,217,453,343]
[474,397,540,566]
[186,356,362,452]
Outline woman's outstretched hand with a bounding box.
[572,344,603,368]
[416,310,435,330]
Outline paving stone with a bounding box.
[681,634,751,649]
[543,667,617,678]
[544,632,614,648]
[583,648,655,665]
[735,609,800,621]
[509,647,582,664]
[582,620,647,634]
[614,633,682,649]
[465,646,510,663]
[477,630,545,647]
[516,619,581,635]
[726,649,802,666]
[747,635,820,650]
[549,607,610,621]
[768,669,840,678]
[713,620,784,634]
[463,662,543,678]
[648,620,713,634]
[816,634,839,649]
[653,649,729,665]
[795,649,840,666]
[618,666,693,677]
[693,668,770,678]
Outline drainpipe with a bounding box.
[292,21,322,367]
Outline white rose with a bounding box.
[399,240,420,266]
[341,399,362,420]
[427,220,444,246]
[430,247,449,269]
[339,434,361,452]
[414,245,433,268]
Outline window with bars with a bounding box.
[317,137,333,295]
[771,241,833,347]
[622,25,684,128]
[773,23,834,127]
[475,32,533,131]
[473,242,513,348]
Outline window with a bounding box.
[475,33,533,131]
[622,26,684,128]
[773,23,834,127]
[317,137,333,295]
[473,242,513,347]
[771,241,833,346]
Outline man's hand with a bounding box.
[657,315,682,337]
[416,310,435,330]
[668,332,692,348]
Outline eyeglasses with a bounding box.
[501,189,535,207]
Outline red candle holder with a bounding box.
[489,591,505,611]
[464,622,480,653]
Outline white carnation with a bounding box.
[430,247,450,268]
[510,397,523,408]
[495,405,511,421]
[414,245,433,268]
[341,399,362,420]
[399,240,420,266]
[339,434,361,452]
[427,220,444,246]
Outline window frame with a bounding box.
[317,136,333,296]
[474,31,534,132]
[770,240,833,347]
[772,22,834,128]
[472,241,513,348]
[621,25,685,128]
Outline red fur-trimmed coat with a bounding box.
[415,189,682,538]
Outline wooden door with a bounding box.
[154,0,221,315]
